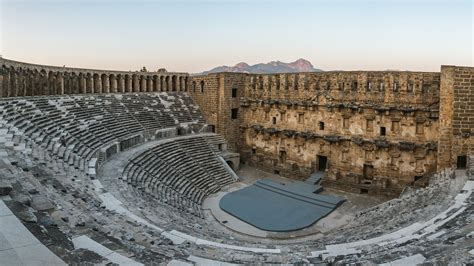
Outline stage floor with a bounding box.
[219,179,345,232]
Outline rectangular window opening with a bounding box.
[457,155,467,169]
[319,122,325,130]
[298,113,304,124]
[231,108,238,119]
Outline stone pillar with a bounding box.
[437,66,455,170]
[158,76,163,91]
[10,72,18,97]
[86,75,93,93]
[102,75,110,93]
[42,73,49,95]
[94,75,102,93]
[118,76,125,93]
[57,73,64,95]
[126,76,132,92]
[133,75,139,92]
[26,72,33,96]
[147,77,153,92]
[46,73,52,95]
[140,76,146,92]
[79,74,86,94]
[110,76,117,93]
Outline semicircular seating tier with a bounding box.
[122,134,235,217]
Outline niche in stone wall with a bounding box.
[407,82,414,93]
[279,150,287,164]
[389,147,401,169]
[391,117,401,135]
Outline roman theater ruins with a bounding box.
[0,57,472,264]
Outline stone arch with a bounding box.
[165,76,170,91]
[200,80,205,93]
[171,75,177,91]
[178,76,183,91]
[93,73,101,94]
[132,74,139,92]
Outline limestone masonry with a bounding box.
[1,58,473,196]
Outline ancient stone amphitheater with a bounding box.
[0,58,472,265]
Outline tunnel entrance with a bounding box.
[226,160,234,170]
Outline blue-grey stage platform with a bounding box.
[219,177,345,232]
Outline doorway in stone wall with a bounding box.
[363,164,374,180]
[457,155,467,169]
[317,155,327,171]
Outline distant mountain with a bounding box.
[199,58,323,75]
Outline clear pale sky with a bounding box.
[0,0,472,73]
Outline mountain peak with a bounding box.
[235,62,250,68]
[200,59,322,74]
